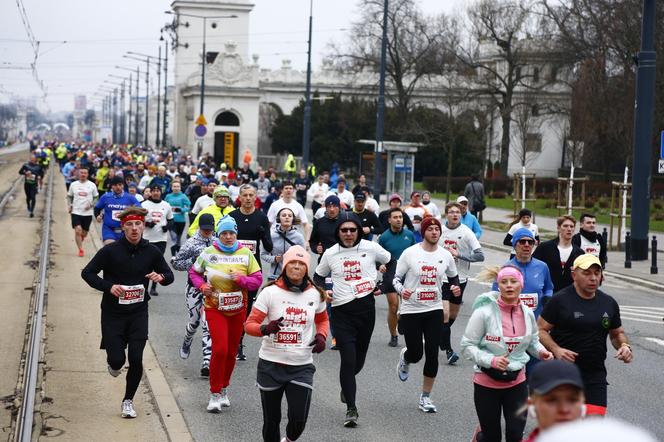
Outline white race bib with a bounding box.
[119,284,145,305]
[272,328,304,349]
[216,290,243,311]
[351,278,374,298]
[111,210,123,221]
[416,288,439,303]
[519,293,538,310]
[239,239,257,253]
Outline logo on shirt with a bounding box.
[602,312,610,329]
[443,239,458,250]
[283,306,308,328]
[485,335,501,342]
[343,260,362,281]
[574,311,584,319]
[419,265,437,286]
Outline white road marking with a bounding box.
[622,305,664,311]
[620,310,664,319]
[645,337,664,347]
[621,315,663,325]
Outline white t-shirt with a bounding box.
[508,222,539,253]
[267,198,308,225]
[393,244,458,315]
[315,239,391,307]
[440,223,482,283]
[253,284,327,365]
[365,197,380,213]
[404,205,429,221]
[558,244,573,268]
[423,201,441,219]
[313,207,326,220]
[141,199,173,243]
[68,180,99,216]
[138,174,153,192]
[331,189,354,208]
[579,235,601,257]
[307,182,329,204]
[228,184,241,202]
[192,194,213,214]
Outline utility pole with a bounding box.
[119,81,125,144]
[156,45,162,147]
[135,65,140,146]
[144,58,149,147]
[301,0,313,169]
[163,38,168,148]
[374,0,389,201]
[112,89,118,143]
[127,73,132,144]
[630,0,656,260]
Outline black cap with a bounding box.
[198,213,215,231]
[354,192,366,201]
[149,183,162,191]
[528,360,584,395]
[110,176,124,186]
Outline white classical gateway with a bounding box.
[171,0,573,177]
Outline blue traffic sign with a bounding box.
[195,124,207,137]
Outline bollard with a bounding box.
[651,236,658,274]
[602,228,608,263]
[625,231,632,269]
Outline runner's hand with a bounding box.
[539,350,554,361]
[310,333,326,353]
[615,346,633,363]
[363,227,370,235]
[451,285,461,297]
[554,347,578,362]
[401,289,413,300]
[378,264,387,273]
[68,206,72,214]
[261,317,284,336]
[492,356,510,371]
[275,255,282,263]
[96,214,102,223]
[200,283,213,297]
[228,270,242,284]
[110,285,124,298]
[145,272,164,283]
[325,290,333,303]
[316,244,324,254]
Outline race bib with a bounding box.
[239,239,257,253]
[216,290,243,312]
[119,285,145,305]
[351,278,374,298]
[78,191,88,197]
[111,210,123,221]
[273,329,304,349]
[416,288,439,303]
[519,293,538,310]
[190,175,198,182]
[151,211,163,222]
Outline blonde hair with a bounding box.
[476,265,501,283]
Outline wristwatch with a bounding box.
[620,343,632,351]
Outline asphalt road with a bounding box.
[148,246,664,441]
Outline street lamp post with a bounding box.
[116,65,141,145]
[110,74,130,144]
[374,0,389,201]
[301,0,314,169]
[162,35,169,148]
[127,51,166,148]
[630,0,657,260]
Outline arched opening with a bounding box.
[215,111,239,126]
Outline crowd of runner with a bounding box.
[19,140,636,441]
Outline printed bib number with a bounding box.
[273,329,304,349]
[351,278,374,298]
[77,191,88,197]
[239,239,257,253]
[505,337,524,354]
[519,293,538,310]
[216,291,243,311]
[151,211,163,223]
[416,288,439,303]
[111,210,123,221]
[119,285,145,305]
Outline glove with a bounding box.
[309,333,326,353]
[260,317,284,336]
[145,221,156,228]
[161,226,169,232]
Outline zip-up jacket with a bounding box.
[261,225,305,279]
[532,238,585,293]
[492,257,553,318]
[171,231,216,272]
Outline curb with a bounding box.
[479,240,664,292]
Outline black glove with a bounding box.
[161,226,169,232]
[260,317,284,336]
[309,333,326,353]
[145,221,156,228]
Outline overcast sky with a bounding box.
[1,0,468,112]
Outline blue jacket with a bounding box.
[492,257,553,318]
[150,175,172,194]
[461,212,482,239]
[165,192,191,223]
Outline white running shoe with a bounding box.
[179,340,191,359]
[207,393,223,413]
[121,399,137,418]
[219,388,230,407]
[397,347,409,382]
[108,365,121,377]
[418,394,437,413]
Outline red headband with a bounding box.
[121,214,145,225]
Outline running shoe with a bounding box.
[219,389,230,407]
[200,366,209,377]
[397,347,409,382]
[78,249,84,257]
[29,212,34,218]
[331,338,338,350]
[446,349,459,365]
[121,399,137,418]
[180,340,191,359]
[108,364,121,378]
[340,389,346,404]
[236,344,247,361]
[344,407,358,428]
[388,335,398,347]
[207,393,223,413]
[418,394,437,413]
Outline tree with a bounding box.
[511,91,543,169]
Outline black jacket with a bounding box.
[81,237,174,314]
[572,230,607,268]
[353,209,383,238]
[309,215,340,253]
[532,238,585,293]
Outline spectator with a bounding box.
[464,173,486,218]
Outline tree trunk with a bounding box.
[500,109,511,177]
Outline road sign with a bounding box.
[195,114,207,126]
[659,159,664,174]
[194,124,207,137]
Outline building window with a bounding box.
[525,133,542,153]
[215,111,239,126]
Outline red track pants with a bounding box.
[205,308,246,393]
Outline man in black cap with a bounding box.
[309,195,343,259]
[351,192,382,240]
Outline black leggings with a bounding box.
[473,382,528,442]
[401,310,442,378]
[260,384,312,442]
[331,297,376,408]
[107,339,147,401]
[24,184,37,213]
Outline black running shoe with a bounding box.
[236,344,247,361]
[200,366,210,377]
[344,407,358,428]
[446,349,459,365]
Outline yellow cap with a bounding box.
[573,254,602,270]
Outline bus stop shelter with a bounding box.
[358,140,422,198]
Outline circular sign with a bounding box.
[195,124,207,137]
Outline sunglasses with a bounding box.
[517,239,535,245]
[340,227,358,233]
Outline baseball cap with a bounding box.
[528,360,584,395]
[325,195,340,207]
[511,227,535,247]
[389,193,402,203]
[213,186,230,198]
[456,196,469,204]
[354,192,366,201]
[149,183,162,191]
[573,254,602,270]
[198,214,215,231]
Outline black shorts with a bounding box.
[443,281,467,305]
[100,309,149,350]
[71,214,93,231]
[256,358,316,391]
[381,260,398,293]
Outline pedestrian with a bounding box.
[533,215,584,293]
[171,213,216,377]
[313,212,391,427]
[253,170,272,205]
[94,176,141,244]
[141,184,174,296]
[189,179,216,223]
[421,191,441,220]
[262,207,305,281]
[245,245,329,442]
[18,155,43,218]
[378,193,415,232]
[68,168,99,256]
[393,216,461,413]
[403,191,429,221]
[378,207,416,347]
[81,206,174,418]
[504,209,539,256]
[306,174,329,214]
[456,196,482,239]
[330,178,354,208]
[464,173,486,218]
[294,168,310,208]
[164,181,191,256]
[188,216,263,412]
[572,213,607,268]
[461,265,553,442]
[538,254,632,416]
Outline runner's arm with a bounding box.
[81,248,114,292]
[460,309,495,368]
[459,247,484,263]
[244,307,268,337]
[153,252,174,286]
[260,218,273,253]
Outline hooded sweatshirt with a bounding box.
[460,291,546,388]
[261,224,305,280]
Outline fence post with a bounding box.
[602,228,608,263]
[651,236,658,274]
[625,231,632,269]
